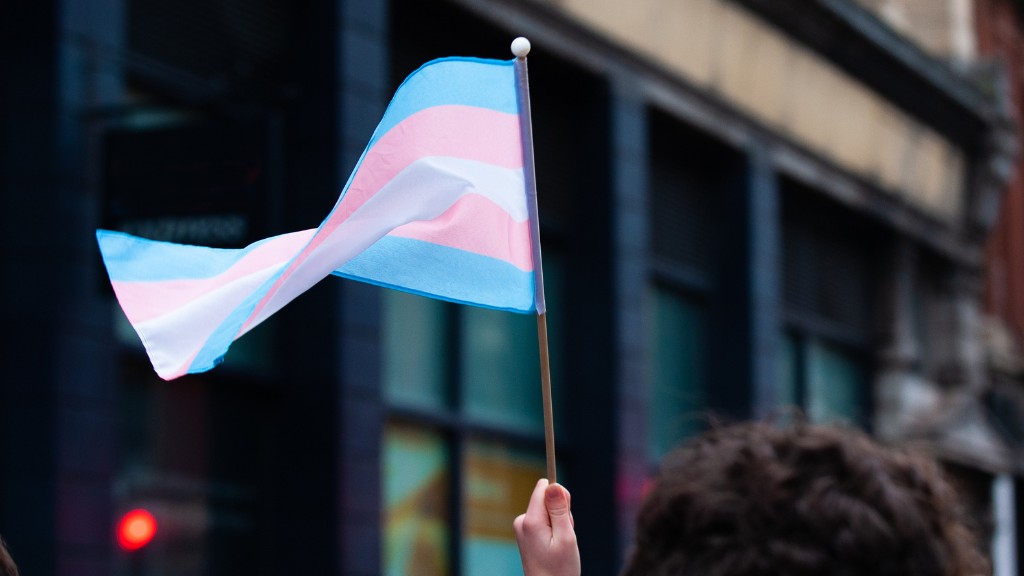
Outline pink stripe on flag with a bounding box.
[388,194,533,271]
[330,105,522,226]
[111,230,315,324]
[244,106,523,330]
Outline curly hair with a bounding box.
[622,421,988,576]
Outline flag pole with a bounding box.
[512,37,557,484]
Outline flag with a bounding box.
[97,56,540,380]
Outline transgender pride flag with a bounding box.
[97,56,543,380]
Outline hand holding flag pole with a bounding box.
[511,37,558,484]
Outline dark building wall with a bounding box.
[2,0,121,575]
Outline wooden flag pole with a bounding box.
[537,312,557,483]
[513,37,557,484]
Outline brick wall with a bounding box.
[977,0,1024,348]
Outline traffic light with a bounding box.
[117,508,158,551]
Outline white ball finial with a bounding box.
[511,37,531,58]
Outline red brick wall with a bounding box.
[977,0,1024,344]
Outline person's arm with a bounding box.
[514,479,581,576]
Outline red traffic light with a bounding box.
[117,509,157,551]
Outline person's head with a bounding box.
[0,536,18,576]
[623,421,988,576]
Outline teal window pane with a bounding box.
[776,332,799,409]
[462,439,546,576]
[384,424,450,576]
[806,340,865,425]
[383,290,450,410]
[461,308,542,432]
[648,286,706,461]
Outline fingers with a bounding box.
[515,479,550,543]
[515,479,575,541]
[528,478,551,525]
[545,483,576,543]
[514,479,581,576]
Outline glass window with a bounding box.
[384,423,451,576]
[462,440,546,575]
[114,361,278,573]
[383,291,451,410]
[805,340,865,425]
[648,286,706,461]
[461,308,543,432]
[382,250,564,575]
[776,332,800,409]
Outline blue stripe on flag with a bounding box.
[186,270,284,374]
[97,229,281,282]
[332,236,535,314]
[367,57,517,150]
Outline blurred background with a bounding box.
[2,0,1024,574]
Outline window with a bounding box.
[805,340,866,423]
[462,440,546,572]
[645,109,733,461]
[461,307,545,431]
[106,113,285,575]
[780,179,874,426]
[384,424,450,575]
[778,332,867,425]
[648,286,707,460]
[114,359,280,574]
[382,255,562,576]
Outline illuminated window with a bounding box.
[384,424,451,576]
[462,440,546,573]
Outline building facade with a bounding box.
[1,0,1019,574]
